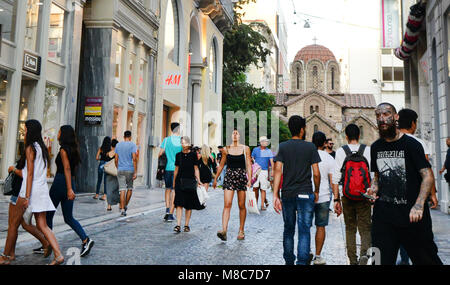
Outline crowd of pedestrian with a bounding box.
[1,101,446,266]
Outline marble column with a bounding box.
[76,26,117,193]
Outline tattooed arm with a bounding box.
[410,168,435,223]
[367,172,379,199]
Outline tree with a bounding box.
[222,1,291,147]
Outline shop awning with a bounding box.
[395,2,426,60]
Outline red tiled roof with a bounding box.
[294,44,337,63]
[342,93,377,108]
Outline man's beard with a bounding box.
[378,124,397,139]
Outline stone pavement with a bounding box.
[1,187,449,265]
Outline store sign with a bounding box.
[163,71,183,89]
[84,97,103,125]
[381,0,401,48]
[128,96,135,105]
[23,52,41,75]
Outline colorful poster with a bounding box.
[84,97,103,125]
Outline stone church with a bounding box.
[274,44,378,147]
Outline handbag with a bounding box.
[246,187,260,215]
[3,172,15,196]
[23,206,33,225]
[104,159,118,176]
[156,168,165,181]
[196,185,209,205]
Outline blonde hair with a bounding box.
[201,144,210,165]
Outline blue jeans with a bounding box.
[282,193,315,265]
[47,173,88,242]
[96,161,107,195]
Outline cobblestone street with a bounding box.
[2,188,449,265]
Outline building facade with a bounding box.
[401,0,450,214]
[0,0,85,182]
[76,0,160,192]
[275,44,378,148]
[148,0,233,188]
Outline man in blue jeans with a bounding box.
[273,115,321,265]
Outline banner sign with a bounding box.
[84,97,103,125]
[163,71,183,89]
[23,52,41,75]
[381,0,401,48]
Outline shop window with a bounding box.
[165,0,180,64]
[394,67,404,81]
[0,0,18,42]
[24,0,43,52]
[209,39,218,93]
[162,105,169,138]
[129,53,136,94]
[0,70,11,172]
[48,3,65,63]
[115,45,124,89]
[112,106,122,139]
[382,67,393,81]
[137,113,146,175]
[43,85,61,177]
[16,80,35,160]
[127,110,134,132]
[139,58,147,98]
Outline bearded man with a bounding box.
[368,103,442,265]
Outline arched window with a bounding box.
[331,67,335,90]
[296,66,300,90]
[310,105,314,114]
[313,66,318,76]
[315,105,319,113]
[360,125,364,140]
[165,0,180,64]
[314,124,319,133]
[209,39,218,92]
[312,66,319,89]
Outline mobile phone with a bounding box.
[361,193,376,201]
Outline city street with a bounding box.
[2,188,449,265]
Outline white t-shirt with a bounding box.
[312,150,335,204]
[405,133,430,156]
[332,143,372,185]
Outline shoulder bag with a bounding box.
[3,172,15,196]
[104,159,118,177]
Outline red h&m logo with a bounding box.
[165,74,181,86]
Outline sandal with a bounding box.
[48,255,64,266]
[217,231,227,241]
[174,226,181,233]
[184,226,190,233]
[237,231,245,240]
[265,199,269,208]
[99,195,106,201]
[43,245,52,258]
[93,195,99,200]
[0,254,11,265]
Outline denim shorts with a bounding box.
[164,171,174,190]
[118,171,134,191]
[10,195,18,206]
[314,201,330,227]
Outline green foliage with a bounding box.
[221,5,291,147]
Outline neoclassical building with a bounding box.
[274,44,378,147]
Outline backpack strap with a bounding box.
[342,145,352,157]
[357,144,367,156]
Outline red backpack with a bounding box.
[339,145,371,201]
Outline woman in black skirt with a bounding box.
[197,144,216,192]
[173,136,204,233]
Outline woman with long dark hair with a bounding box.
[105,139,120,211]
[46,125,94,257]
[18,120,63,265]
[94,137,111,200]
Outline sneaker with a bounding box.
[167,214,175,222]
[121,211,127,217]
[33,246,44,255]
[80,238,95,257]
[313,256,326,265]
[163,214,169,222]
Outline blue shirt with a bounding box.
[161,135,182,171]
[115,141,138,172]
[252,147,273,170]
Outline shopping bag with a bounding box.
[196,185,209,205]
[246,187,260,215]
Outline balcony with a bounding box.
[196,0,235,33]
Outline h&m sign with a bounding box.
[23,52,41,75]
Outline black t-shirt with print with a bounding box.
[371,134,432,227]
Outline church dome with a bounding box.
[294,44,337,63]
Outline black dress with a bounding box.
[198,157,216,184]
[174,151,205,210]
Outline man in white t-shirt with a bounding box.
[311,131,335,265]
[332,124,372,265]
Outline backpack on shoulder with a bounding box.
[339,144,371,201]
